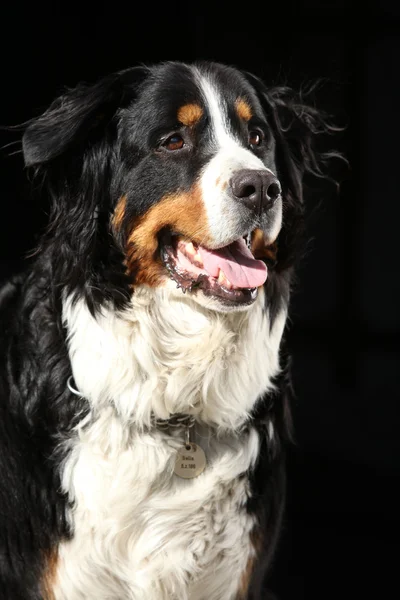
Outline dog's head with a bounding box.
[23,61,333,313]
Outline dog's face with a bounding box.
[23,61,323,314]
[112,62,282,311]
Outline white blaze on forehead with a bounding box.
[194,71,275,248]
[195,71,264,166]
[195,71,232,146]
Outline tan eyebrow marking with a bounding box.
[235,98,253,121]
[177,103,204,127]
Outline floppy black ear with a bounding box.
[245,71,340,204]
[20,66,149,313]
[22,66,148,167]
[244,71,342,271]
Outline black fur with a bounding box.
[0,273,86,599]
[247,346,294,599]
[0,61,338,598]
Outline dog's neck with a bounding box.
[62,286,286,432]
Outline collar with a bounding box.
[67,375,196,432]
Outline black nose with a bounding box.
[230,169,281,212]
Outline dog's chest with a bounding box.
[54,423,260,600]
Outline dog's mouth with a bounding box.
[160,230,268,306]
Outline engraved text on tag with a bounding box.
[174,442,206,479]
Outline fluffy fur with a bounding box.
[0,61,336,599]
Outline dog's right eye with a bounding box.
[162,134,185,151]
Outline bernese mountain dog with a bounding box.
[0,61,336,599]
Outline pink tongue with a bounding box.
[197,238,268,288]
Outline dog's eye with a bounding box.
[249,130,263,148]
[163,134,185,151]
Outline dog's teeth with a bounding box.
[193,253,203,266]
[176,283,181,289]
[182,287,186,294]
[185,242,196,256]
[218,269,233,289]
[178,241,197,258]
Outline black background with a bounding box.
[0,1,399,598]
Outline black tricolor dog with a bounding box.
[0,61,336,599]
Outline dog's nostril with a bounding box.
[267,182,281,202]
[242,185,256,198]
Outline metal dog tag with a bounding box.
[174,442,206,479]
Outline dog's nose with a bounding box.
[230,169,281,211]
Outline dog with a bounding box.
[0,61,335,599]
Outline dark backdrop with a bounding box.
[0,1,399,598]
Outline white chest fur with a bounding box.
[55,288,287,599]
[56,423,260,600]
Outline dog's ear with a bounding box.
[244,71,339,203]
[245,71,342,270]
[22,66,148,168]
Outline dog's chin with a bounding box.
[164,278,261,313]
[159,230,268,313]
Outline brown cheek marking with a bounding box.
[235,98,252,122]
[237,555,257,599]
[126,185,211,287]
[251,228,278,264]
[112,195,127,231]
[41,548,59,600]
[236,528,263,599]
[177,103,203,127]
